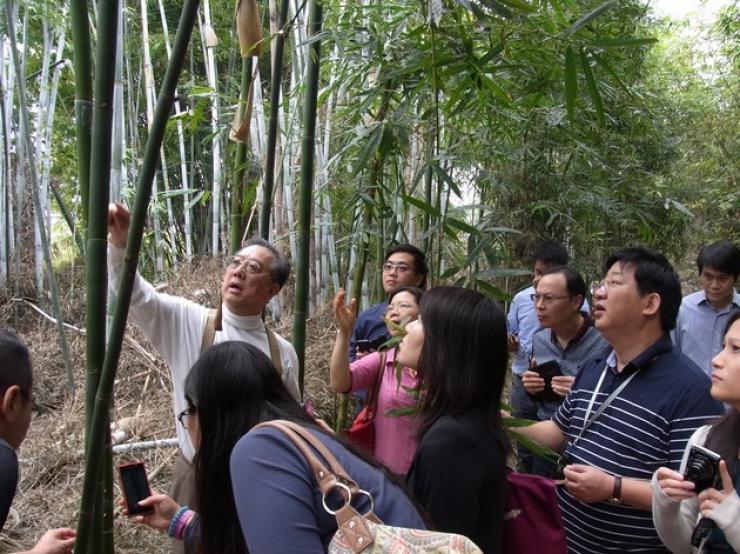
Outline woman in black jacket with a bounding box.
[398,286,509,553]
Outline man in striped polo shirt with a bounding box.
[517,247,723,553]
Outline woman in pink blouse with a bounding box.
[330,286,423,474]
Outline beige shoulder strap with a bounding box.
[266,327,284,377]
[201,308,218,353]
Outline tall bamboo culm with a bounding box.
[292,0,323,394]
[82,0,121,548]
[259,0,291,239]
[69,0,93,233]
[74,0,202,550]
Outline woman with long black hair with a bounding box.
[397,286,510,553]
[652,309,740,552]
[129,341,425,553]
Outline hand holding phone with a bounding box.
[118,461,155,516]
[532,360,563,402]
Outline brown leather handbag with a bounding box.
[255,420,483,553]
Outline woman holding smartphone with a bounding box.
[329,286,423,474]
[397,286,509,553]
[128,341,425,553]
[652,309,740,552]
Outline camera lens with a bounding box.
[684,451,717,492]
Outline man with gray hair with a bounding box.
[107,203,300,553]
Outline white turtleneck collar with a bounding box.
[221,303,265,331]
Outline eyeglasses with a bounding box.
[590,278,623,296]
[177,407,195,429]
[382,262,414,274]
[385,302,416,314]
[229,256,269,276]
[530,293,570,305]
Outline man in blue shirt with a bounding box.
[507,240,568,472]
[350,244,427,361]
[0,329,76,552]
[673,240,740,376]
[515,247,722,553]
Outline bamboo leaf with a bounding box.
[474,267,531,279]
[472,279,510,301]
[478,0,514,18]
[354,124,385,173]
[564,45,578,123]
[507,430,561,460]
[580,49,605,126]
[439,265,462,279]
[402,194,443,218]
[445,217,481,236]
[589,36,658,48]
[565,0,618,35]
[386,406,419,417]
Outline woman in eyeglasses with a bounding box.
[127,341,425,553]
[652,309,740,553]
[330,286,423,475]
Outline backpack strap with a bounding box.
[201,308,219,353]
[266,327,284,377]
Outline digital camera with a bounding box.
[683,444,721,494]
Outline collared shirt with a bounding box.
[552,335,723,554]
[673,288,740,376]
[349,301,390,362]
[530,315,609,421]
[507,286,538,375]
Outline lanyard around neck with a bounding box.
[574,363,640,446]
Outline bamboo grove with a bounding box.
[1,0,739,550]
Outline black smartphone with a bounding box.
[118,461,154,515]
[356,339,372,353]
[533,360,562,402]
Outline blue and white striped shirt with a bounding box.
[552,335,723,553]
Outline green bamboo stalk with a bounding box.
[231,56,253,254]
[75,0,202,549]
[4,0,75,393]
[292,0,323,394]
[83,0,121,548]
[259,0,291,239]
[69,0,93,233]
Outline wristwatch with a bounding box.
[611,475,623,503]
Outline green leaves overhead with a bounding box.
[565,0,618,36]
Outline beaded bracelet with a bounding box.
[174,509,195,541]
[167,506,190,538]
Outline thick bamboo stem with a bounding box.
[74,0,202,549]
[293,0,322,393]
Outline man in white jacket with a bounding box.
[107,203,300,552]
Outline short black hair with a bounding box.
[384,244,428,288]
[541,266,587,309]
[533,240,568,267]
[0,329,33,396]
[241,238,291,288]
[605,247,681,332]
[697,240,740,278]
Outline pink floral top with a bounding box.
[348,349,419,474]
